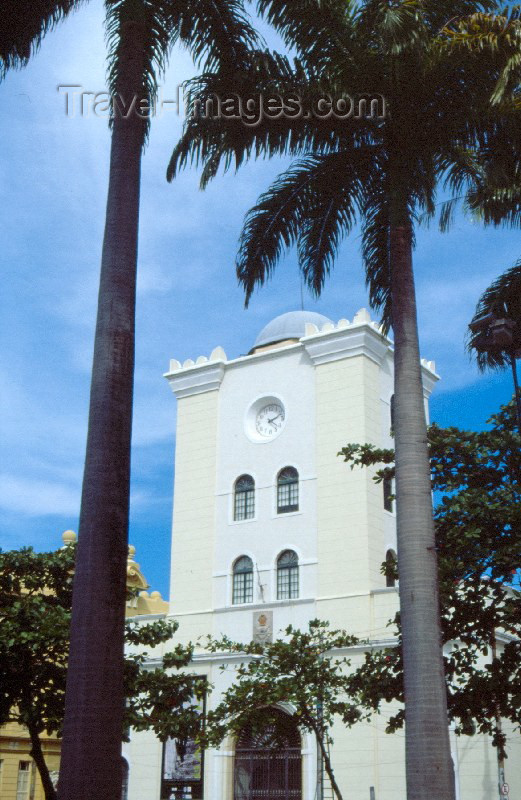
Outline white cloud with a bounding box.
[0,474,80,517]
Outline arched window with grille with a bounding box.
[234,707,302,800]
[277,550,299,600]
[234,474,255,521]
[277,467,299,514]
[385,549,397,587]
[233,556,254,604]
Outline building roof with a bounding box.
[253,310,333,350]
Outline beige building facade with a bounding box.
[124,309,520,800]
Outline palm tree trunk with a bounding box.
[390,222,455,800]
[57,19,146,800]
[27,720,57,800]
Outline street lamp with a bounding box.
[468,309,521,434]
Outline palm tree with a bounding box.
[468,260,521,431]
[168,3,521,798]
[3,2,259,799]
[0,1,84,77]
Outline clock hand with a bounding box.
[268,414,282,424]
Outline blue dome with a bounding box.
[253,310,333,350]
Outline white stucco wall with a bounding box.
[125,311,519,800]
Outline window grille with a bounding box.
[234,475,255,521]
[277,467,299,513]
[277,550,299,600]
[233,556,254,604]
[234,707,301,800]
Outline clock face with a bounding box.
[245,396,286,442]
[255,402,285,438]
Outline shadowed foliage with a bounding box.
[341,401,521,761]
[0,544,206,800]
[468,259,521,369]
[167,4,521,798]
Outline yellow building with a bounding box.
[0,531,168,800]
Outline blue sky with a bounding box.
[0,0,518,598]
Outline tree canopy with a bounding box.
[204,620,361,800]
[0,543,205,800]
[169,8,521,796]
[340,401,521,758]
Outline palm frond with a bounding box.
[422,1,501,34]
[440,8,521,104]
[257,0,355,71]
[296,151,370,295]
[468,260,521,370]
[177,0,261,72]
[361,166,392,329]
[106,0,260,143]
[166,54,373,184]
[461,111,521,226]
[237,150,367,306]
[106,0,177,141]
[356,0,429,56]
[0,0,85,80]
[441,146,482,196]
[438,196,461,232]
[236,159,315,306]
[467,182,521,226]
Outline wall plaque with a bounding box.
[253,610,273,643]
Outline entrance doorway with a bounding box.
[234,707,302,800]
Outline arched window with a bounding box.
[234,475,255,521]
[383,476,393,512]
[277,550,299,600]
[385,549,397,587]
[277,467,299,513]
[234,707,301,800]
[233,556,254,604]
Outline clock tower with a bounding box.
[163,309,437,645]
[124,308,518,800]
[130,308,435,800]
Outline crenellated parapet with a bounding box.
[164,308,439,398]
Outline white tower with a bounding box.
[125,309,517,800]
[140,310,433,800]
[165,310,437,638]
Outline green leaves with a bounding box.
[0,542,202,748]
[203,620,362,745]
[105,0,262,142]
[169,0,521,326]
[203,620,363,798]
[340,400,521,755]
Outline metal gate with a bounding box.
[234,708,302,800]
